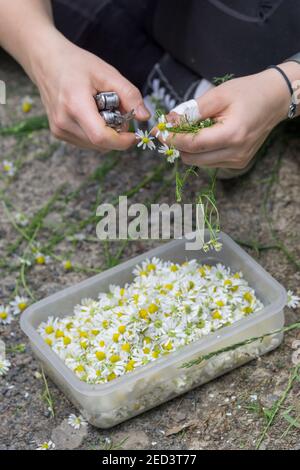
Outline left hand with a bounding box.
[161,63,299,169]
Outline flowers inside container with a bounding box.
[21,232,286,428]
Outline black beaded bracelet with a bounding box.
[267,65,297,119]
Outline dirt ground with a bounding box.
[0,52,300,451]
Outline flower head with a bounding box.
[155,115,172,141]
[35,252,51,265]
[37,440,55,450]
[0,305,13,325]
[15,212,29,227]
[63,260,73,271]
[158,144,180,164]
[10,296,29,316]
[0,358,11,376]
[135,129,156,151]
[21,96,33,113]
[287,290,300,309]
[68,413,87,430]
[2,160,16,177]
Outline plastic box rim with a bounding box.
[20,232,287,396]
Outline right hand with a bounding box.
[32,35,150,151]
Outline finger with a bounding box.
[50,116,101,149]
[106,73,150,121]
[181,148,241,167]
[158,119,233,154]
[71,93,136,151]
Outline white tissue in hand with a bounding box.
[171,99,200,123]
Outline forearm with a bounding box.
[0,0,63,83]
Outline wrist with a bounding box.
[264,62,300,122]
[24,27,69,85]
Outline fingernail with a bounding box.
[136,104,151,120]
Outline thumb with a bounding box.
[170,88,224,123]
[196,87,225,119]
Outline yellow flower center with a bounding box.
[243,306,253,315]
[113,333,120,343]
[55,329,64,338]
[121,343,131,352]
[212,310,222,320]
[95,351,106,361]
[79,331,88,338]
[18,302,27,311]
[107,372,117,381]
[45,325,54,334]
[142,137,150,144]
[163,341,173,351]
[243,292,253,303]
[63,336,71,346]
[164,283,173,290]
[157,122,166,131]
[148,303,159,314]
[125,360,136,372]
[139,309,148,319]
[22,101,32,113]
[64,260,72,270]
[35,255,45,265]
[147,263,156,272]
[165,149,174,156]
[118,325,126,334]
[110,354,121,363]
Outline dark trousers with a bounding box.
[52,0,300,89]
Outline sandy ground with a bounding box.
[0,53,300,450]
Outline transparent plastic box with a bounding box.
[21,232,286,428]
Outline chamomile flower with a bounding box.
[35,252,51,265]
[158,144,180,163]
[21,96,33,113]
[0,305,13,325]
[287,290,300,309]
[10,296,29,316]
[14,212,29,227]
[155,115,172,140]
[36,440,55,450]
[2,160,16,177]
[135,129,156,151]
[68,413,87,430]
[0,358,11,376]
[63,260,73,271]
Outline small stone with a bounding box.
[108,430,150,450]
[51,419,88,450]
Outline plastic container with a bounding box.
[21,232,286,428]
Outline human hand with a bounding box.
[161,63,299,169]
[31,33,150,151]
